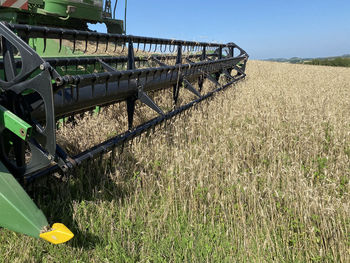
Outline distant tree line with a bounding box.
[304,57,350,67]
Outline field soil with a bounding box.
[1,61,349,262]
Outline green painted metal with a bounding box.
[0,0,125,33]
[0,161,48,238]
[0,1,121,30]
[0,105,32,141]
[42,0,103,21]
[104,18,124,34]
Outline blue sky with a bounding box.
[89,0,350,59]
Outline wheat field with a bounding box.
[1,61,349,262]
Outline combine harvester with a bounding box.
[0,0,248,244]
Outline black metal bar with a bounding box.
[183,79,201,98]
[150,57,168,67]
[127,40,135,70]
[218,47,223,60]
[126,97,136,130]
[2,38,17,81]
[229,46,234,57]
[126,40,136,129]
[201,46,206,61]
[172,45,183,104]
[7,23,247,53]
[1,38,26,170]
[0,54,220,70]
[54,56,243,87]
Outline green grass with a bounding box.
[304,57,350,67]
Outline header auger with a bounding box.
[0,3,248,244]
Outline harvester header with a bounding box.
[0,2,248,244]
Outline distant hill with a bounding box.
[264,57,310,63]
[264,54,350,67]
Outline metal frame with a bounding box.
[0,22,248,179]
[0,21,248,242]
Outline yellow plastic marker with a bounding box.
[39,223,74,244]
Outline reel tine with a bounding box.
[110,146,116,162]
[121,40,126,52]
[105,36,109,52]
[59,37,62,53]
[84,35,88,53]
[43,33,47,53]
[72,31,77,53]
[120,142,125,155]
[59,29,63,53]
[94,36,99,53]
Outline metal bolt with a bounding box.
[40,64,45,70]
[19,128,26,138]
[62,165,68,172]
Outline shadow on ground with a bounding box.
[27,145,141,249]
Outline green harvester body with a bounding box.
[0,0,124,33]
